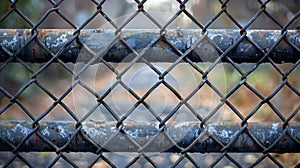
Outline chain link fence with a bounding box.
[0,0,300,167]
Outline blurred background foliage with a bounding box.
[1,0,299,29]
[0,0,44,28]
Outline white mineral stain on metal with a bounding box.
[271,123,280,134]
[220,130,231,139]
[1,35,18,50]
[82,124,110,139]
[207,31,220,39]
[126,129,140,138]
[173,39,182,48]
[58,126,68,138]
[52,34,68,47]
[110,126,117,131]
[208,34,223,42]
[12,123,30,136]
[266,34,279,44]
[11,35,18,50]
[6,130,13,142]
[2,40,8,46]
[290,128,294,135]
[208,126,234,139]
[239,47,245,52]
[238,43,252,53]
[41,127,50,136]
[174,122,190,129]
[45,36,51,47]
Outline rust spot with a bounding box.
[34,133,39,143]
[39,29,55,38]
[32,44,39,58]
[116,48,122,58]
[151,123,156,128]
[4,29,18,36]
[24,29,31,37]
[279,40,288,49]
[158,40,165,48]
[82,29,93,37]
[259,31,264,40]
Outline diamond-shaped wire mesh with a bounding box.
[0,0,300,167]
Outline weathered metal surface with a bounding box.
[0,29,299,63]
[1,120,300,153]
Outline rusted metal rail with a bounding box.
[1,120,300,153]
[0,29,299,63]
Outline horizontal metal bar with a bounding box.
[1,120,300,153]
[0,29,299,63]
